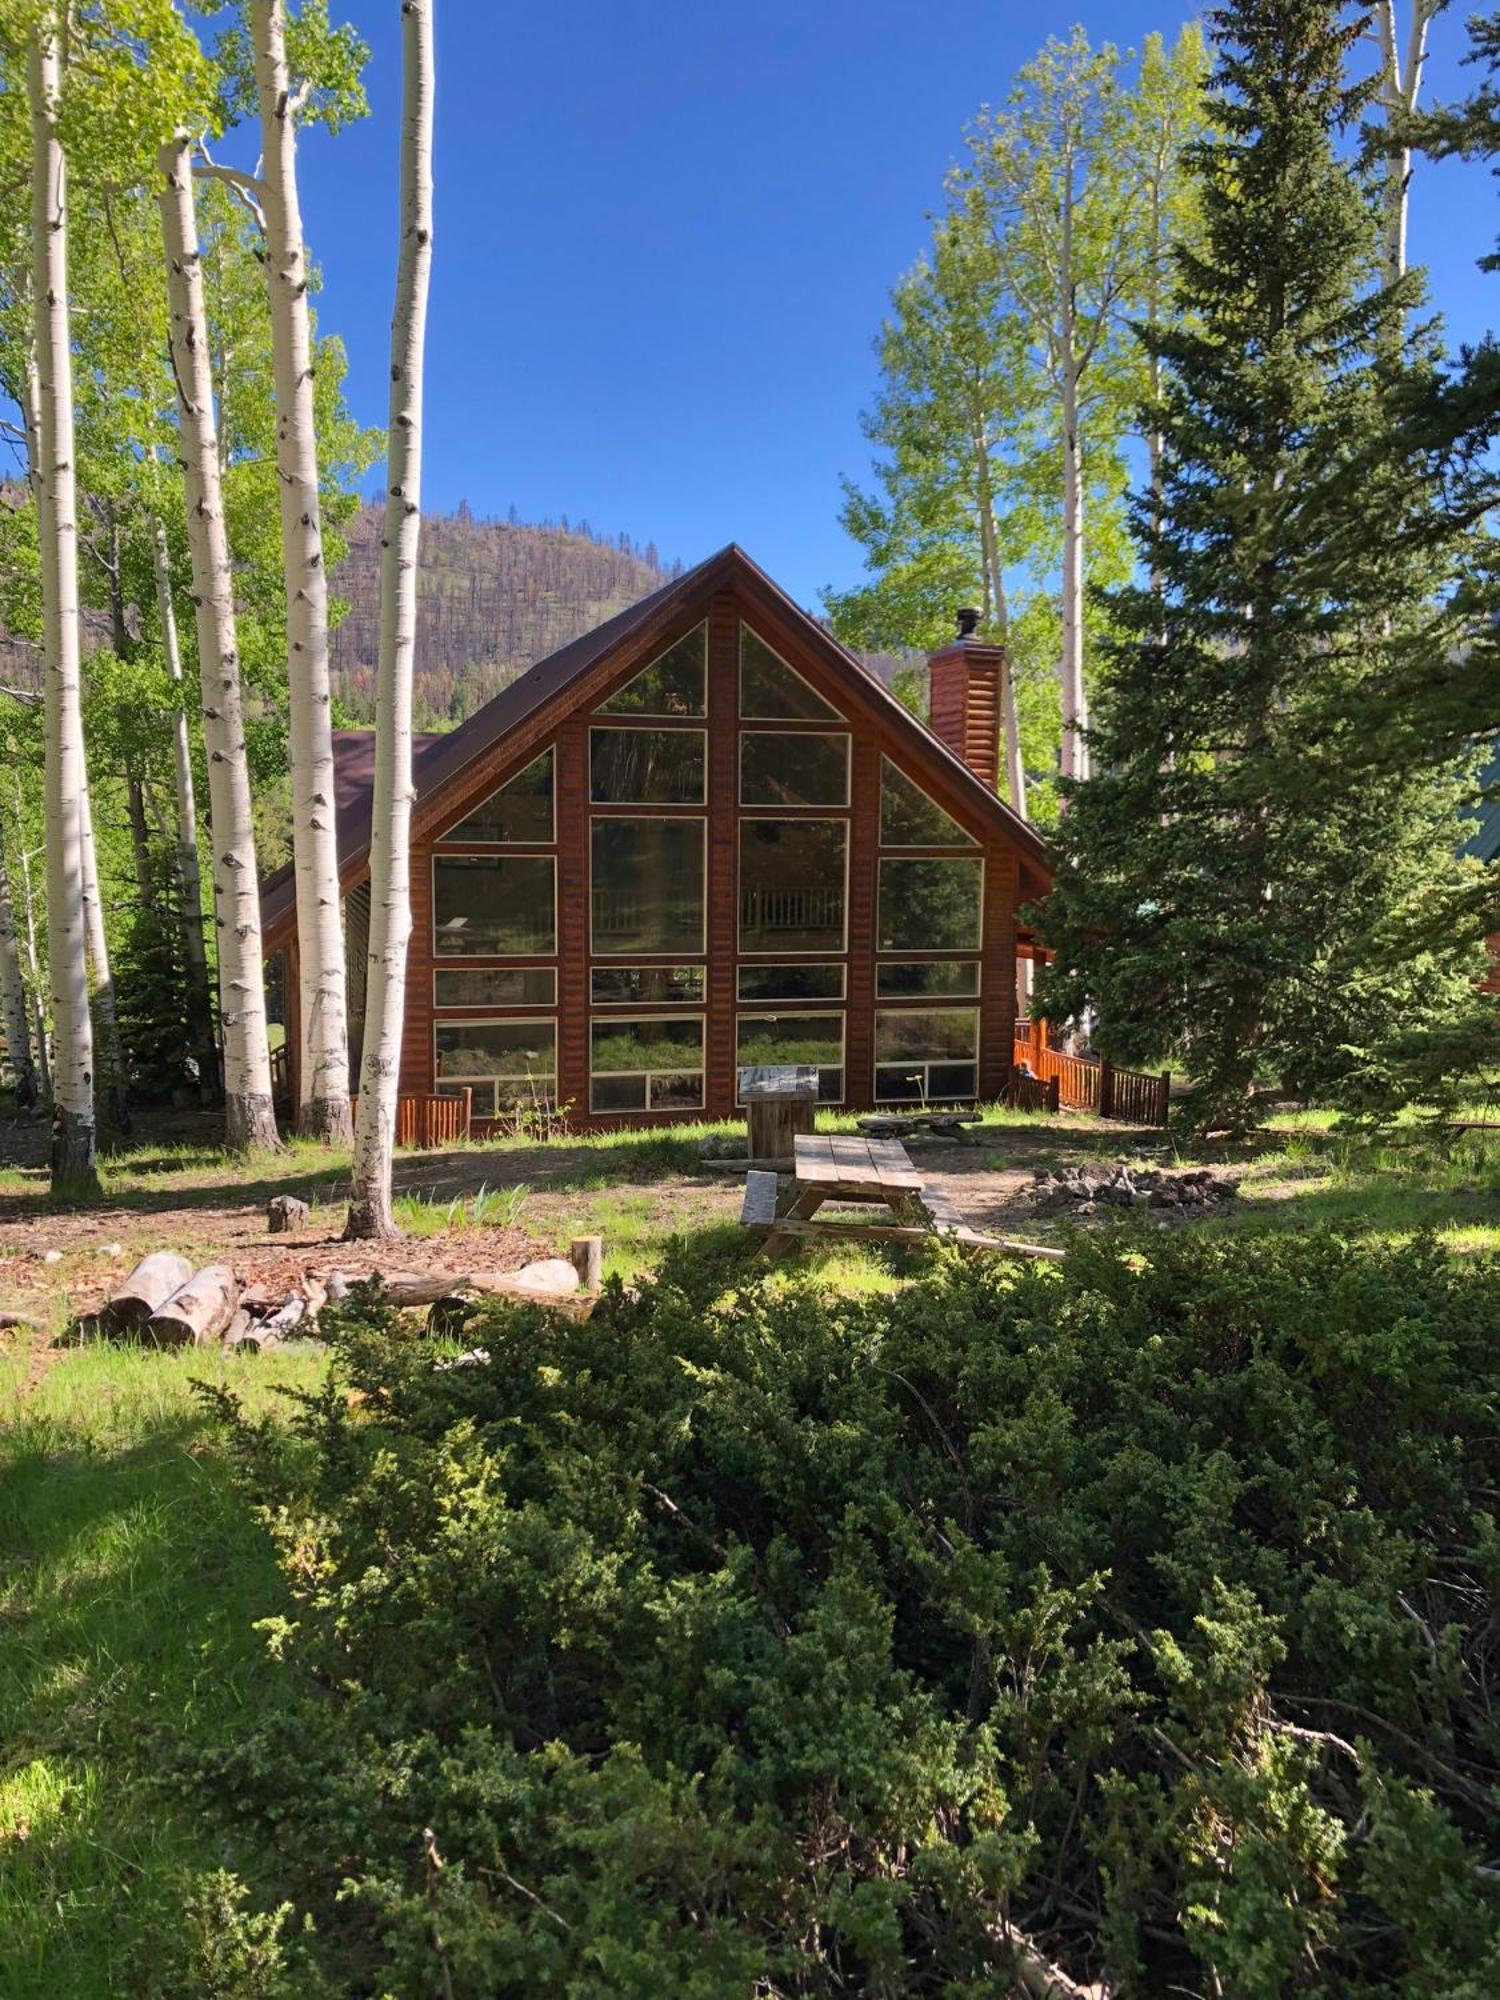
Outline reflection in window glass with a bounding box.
[877,856,982,952]
[437,750,554,844]
[435,967,557,1008]
[433,856,555,955]
[589,727,705,803]
[739,731,849,806]
[591,819,705,954]
[738,819,846,954]
[736,963,845,1002]
[435,1018,556,1117]
[739,625,839,720]
[590,1016,704,1112]
[879,757,975,847]
[735,1012,843,1103]
[598,624,707,716]
[875,959,980,1000]
[874,1008,979,1104]
[590,965,705,1005]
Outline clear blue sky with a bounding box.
[282,1,1497,610]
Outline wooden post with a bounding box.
[1159,1072,1171,1127]
[1047,1076,1060,1114]
[569,1235,603,1292]
[1098,1058,1115,1120]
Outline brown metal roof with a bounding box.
[259,543,1051,944]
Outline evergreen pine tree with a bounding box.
[1038,0,1487,1133]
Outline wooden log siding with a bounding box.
[274,570,1044,1132]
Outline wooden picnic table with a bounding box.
[739,1131,1065,1263]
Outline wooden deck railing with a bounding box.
[350,1088,473,1149]
[1013,1020,1169,1127]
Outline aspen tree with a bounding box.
[26,10,98,1192]
[346,0,434,1240]
[158,134,280,1152]
[0,805,37,1106]
[248,0,351,1141]
[1372,0,1443,283]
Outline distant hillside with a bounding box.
[329,504,681,725]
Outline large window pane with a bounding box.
[590,727,705,803]
[874,1007,978,1106]
[434,856,555,955]
[877,856,982,952]
[739,625,839,720]
[591,965,705,1005]
[598,624,706,717]
[591,818,705,954]
[435,967,557,1008]
[590,1016,704,1113]
[435,1018,556,1117]
[735,1012,843,1103]
[437,749,554,844]
[739,819,846,954]
[736,962,845,1002]
[739,731,849,806]
[880,757,975,847]
[875,959,980,999]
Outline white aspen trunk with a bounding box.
[76,773,131,1130]
[346,0,435,1240]
[1374,2,1431,287]
[13,783,51,1103]
[1057,159,1089,789]
[158,135,281,1153]
[972,415,1028,822]
[1058,358,1089,785]
[251,0,351,1143]
[28,22,97,1194]
[0,810,37,1107]
[152,513,220,1102]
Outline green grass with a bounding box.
[0,1339,326,1997]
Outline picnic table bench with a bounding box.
[855,1109,985,1145]
[740,1133,1063,1262]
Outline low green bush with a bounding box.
[191,1233,1500,1996]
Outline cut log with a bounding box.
[98,1252,195,1337]
[147,1264,240,1348]
[377,1261,582,1310]
[568,1235,603,1292]
[220,1308,252,1349]
[267,1194,310,1234]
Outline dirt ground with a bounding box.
[0,1105,1192,1329]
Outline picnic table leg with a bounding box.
[765,1181,828,1259]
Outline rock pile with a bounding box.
[1033,1164,1237,1216]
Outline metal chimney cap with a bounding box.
[955,606,981,639]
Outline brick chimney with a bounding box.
[927,607,1005,792]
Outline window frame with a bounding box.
[876,853,985,954]
[736,815,850,958]
[431,852,558,959]
[874,959,982,1001]
[596,621,708,719]
[738,728,851,808]
[588,724,708,806]
[433,966,559,1010]
[589,815,708,959]
[878,755,979,851]
[733,1008,846,1106]
[738,622,843,723]
[434,747,556,847]
[588,1012,706,1115]
[872,1005,981,1106]
[590,965,707,1007]
[735,962,846,1003]
[433,1014,558,1118]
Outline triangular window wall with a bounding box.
[739,625,840,721]
[880,757,976,848]
[437,748,554,845]
[598,623,707,717]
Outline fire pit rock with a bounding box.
[1032,1164,1237,1217]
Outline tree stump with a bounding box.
[267,1194,310,1234]
[569,1235,604,1292]
[739,1065,819,1166]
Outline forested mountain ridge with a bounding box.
[327,504,682,725]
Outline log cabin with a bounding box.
[259,544,1052,1131]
